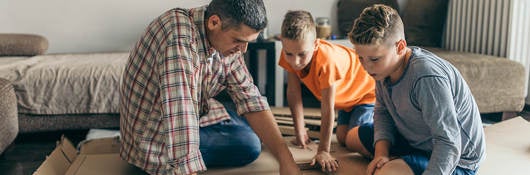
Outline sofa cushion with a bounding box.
[0,52,128,114]
[402,0,449,47]
[0,33,49,56]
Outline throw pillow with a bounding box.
[337,0,400,37]
[402,0,449,47]
[0,33,49,56]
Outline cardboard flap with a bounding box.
[33,136,78,175]
[80,137,120,154]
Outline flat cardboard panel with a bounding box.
[79,137,120,154]
[66,154,129,175]
[271,107,326,119]
[206,136,369,175]
[477,117,530,174]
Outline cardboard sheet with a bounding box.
[477,117,530,174]
[205,137,369,175]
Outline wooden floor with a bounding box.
[1,110,529,175]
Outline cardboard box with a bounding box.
[33,136,130,175]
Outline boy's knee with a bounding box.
[336,125,348,146]
[345,126,372,157]
[374,159,414,175]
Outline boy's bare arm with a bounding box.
[319,85,336,152]
[314,85,339,172]
[286,73,309,147]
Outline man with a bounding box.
[120,0,301,174]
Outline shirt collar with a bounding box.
[190,5,215,58]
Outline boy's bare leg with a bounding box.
[335,125,349,146]
[344,127,372,157]
[373,159,414,175]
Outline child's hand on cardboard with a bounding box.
[291,131,311,148]
[311,151,339,173]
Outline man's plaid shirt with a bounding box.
[119,6,269,175]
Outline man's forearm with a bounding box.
[245,110,297,165]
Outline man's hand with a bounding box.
[291,130,311,148]
[311,151,339,173]
[366,155,392,175]
[245,110,302,175]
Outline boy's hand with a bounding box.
[311,151,339,173]
[366,155,392,175]
[291,131,311,148]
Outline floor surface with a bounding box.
[1,109,529,175]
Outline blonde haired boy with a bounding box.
[349,4,485,175]
[278,10,376,173]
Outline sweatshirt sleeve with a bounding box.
[414,76,461,175]
[373,82,397,146]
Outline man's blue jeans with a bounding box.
[199,108,261,167]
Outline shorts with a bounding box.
[358,123,477,175]
[336,104,374,130]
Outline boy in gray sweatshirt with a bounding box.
[346,4,486,175]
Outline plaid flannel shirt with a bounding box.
[119,6,269,175]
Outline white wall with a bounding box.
[1,0,339,54]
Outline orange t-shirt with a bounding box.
[279,39,375,111]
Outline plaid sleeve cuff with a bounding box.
[170,150,207,175]
[235,96,270,116]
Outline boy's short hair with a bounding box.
[281,10,316,40]
[348,4,404,46]
[206,0,268,31]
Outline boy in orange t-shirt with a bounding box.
[278,10,376,173]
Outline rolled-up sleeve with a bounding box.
[225,55,269,115]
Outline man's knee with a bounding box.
[229,130,262,166]
[237,141,261,165]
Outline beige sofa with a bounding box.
[0,34,123,133]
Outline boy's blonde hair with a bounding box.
[348,4,404,46]
[281,10,316,40]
